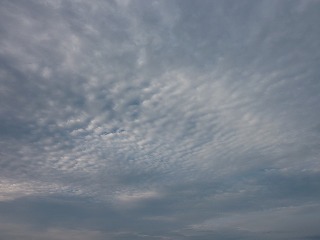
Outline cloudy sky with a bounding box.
[1,0,320,239]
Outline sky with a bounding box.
[0,0,320,239]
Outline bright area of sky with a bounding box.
[0,0,320,239]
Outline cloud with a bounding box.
[0,0,320,239]
[189,204,320,239]
[0,223,104,240]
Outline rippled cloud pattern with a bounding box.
[1,0,320,239]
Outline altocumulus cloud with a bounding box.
[0,0,320,239]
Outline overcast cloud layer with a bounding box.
[1,0,320,239]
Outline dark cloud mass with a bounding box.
[1,0,320,239]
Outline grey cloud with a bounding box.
[189,204,320,240]
[1,0,320,239]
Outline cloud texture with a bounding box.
[1,0,320,239]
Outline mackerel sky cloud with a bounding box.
[1,0,320,239]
